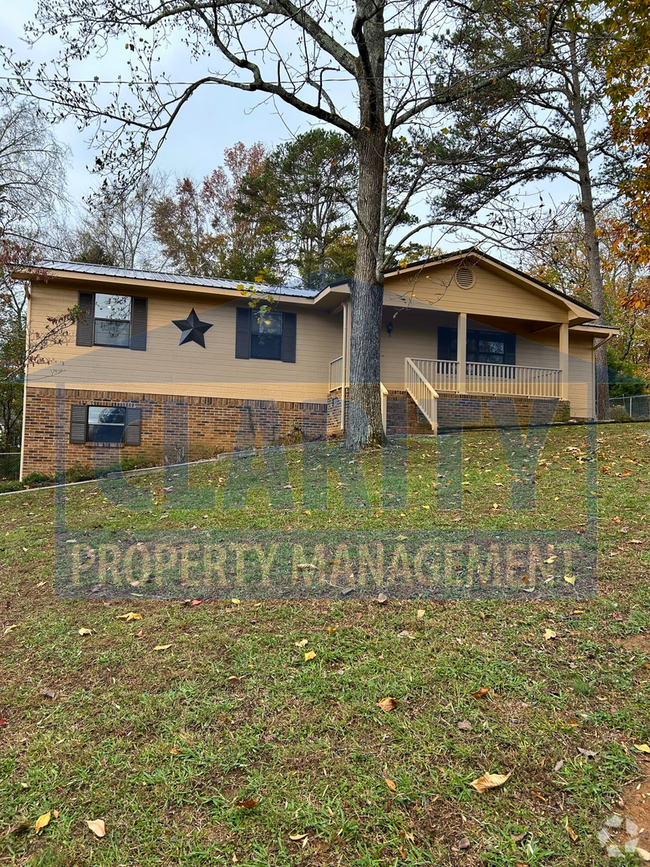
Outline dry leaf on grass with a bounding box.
[637,847,650,861]
[39,689,56,699]
[385,778,396,790]
[295,639,309,647]
[469,771,512,793]
[78,628,92,636]
[86,819,106,838]
[544,628,558,640]
[289,833,308,842]
[116,612,142,622]
[377,696,400,712]
[634,744,650,754]
[304,650,316,661]
[0,718,7,727]
[471,687,490,699]
[236,798,258,809]
[153,644,172,652]
[376,593,388,604]
[417,609,426,619]
[3,624,18,636]
[231,598,241,605]
[35,813,51,834]
[457,720,472,731]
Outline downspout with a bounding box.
[18,284,32,482]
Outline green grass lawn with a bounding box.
[1,423,650,866]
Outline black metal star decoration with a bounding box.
[172,308,213,348]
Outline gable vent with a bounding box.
[455,264,475,289]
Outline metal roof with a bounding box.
[39,261,320,298]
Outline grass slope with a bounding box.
[1,423,650,866]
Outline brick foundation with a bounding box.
[21,386,573,477]
[22,386,328,477]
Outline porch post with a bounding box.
[341,301,350,428]
[457,312,467,394]
[559,321,569,401]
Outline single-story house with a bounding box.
[14,248,617,478]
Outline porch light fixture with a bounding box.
[455,264,475,289]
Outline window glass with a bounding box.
[94,294,131,347]
[86,405,126,443]
[251,311,283,360]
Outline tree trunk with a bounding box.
[347,1,386,450]
[569,33,610,420]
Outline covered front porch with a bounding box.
[328,307,571,434]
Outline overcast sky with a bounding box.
[1,2,325,200]
[1,2,578,261]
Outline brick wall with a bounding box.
[22,386,328,477]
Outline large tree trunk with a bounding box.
[347,1,386,450]
[569,34,610,420]
[348,126,386,449]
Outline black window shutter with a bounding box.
[438,326,457,361]
[76,292,95,346]
[281,311,297,363]
[123,407,142,446]
[130,297,148,351]
[69,405,88,443]
[235,307,251,359]
[504,333,516,366]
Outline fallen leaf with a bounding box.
[458,720,472,731]
[458,837,470,849]
[35,813,51,834]
[377,696,400,712]
[236,798,258,809]
[417,609,426,619]
[577,747,597,758]
[563,575,576,586]
[116,612,142,622]
[0,718,7,727]
[544,628,558,640]
[78,628,92,636]
[170,748,179,755]
[469,771,511,793]
[634,744,650,754]
[295,639,309,647]
[385,778,396,790]
[471,687,490,699]
[86,819,106,838]
[6,820,30,836]
[326,627,338,634]
[304,650,316,661]
[153,644,172,651]
[554,759,564,772]
[3,624,18,636]
[231,598,241,605]
[289,832,308,841]
[637,847,650,861]
[565,819,578,842]
[376,593,388,604]
[39,689,55,699]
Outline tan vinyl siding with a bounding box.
[384,264,568,322]
[26,281,342,402]
[568,332,595,419]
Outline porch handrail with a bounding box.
[405,357,438,431]
[329,355,343,391]
[410,358,562,398]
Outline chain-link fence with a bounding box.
[609,394,650,421]
[0,452,20,480]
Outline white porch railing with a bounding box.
[329,355,343,391]
[405,358,438,431]
[466,362,561,397]
[410,358,561,398]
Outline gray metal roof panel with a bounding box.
[40,261,319,298]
